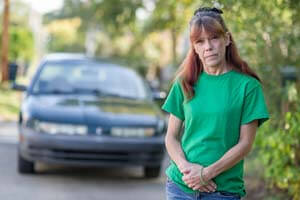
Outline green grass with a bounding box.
[0,82,21,121]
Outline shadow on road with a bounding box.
[34,164,164,181]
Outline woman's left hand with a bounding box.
[182,163,216,192]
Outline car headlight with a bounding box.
[111,128,155,137]
[33,121,88,136]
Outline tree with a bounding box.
[1,0,10,83]
[143,0,197,67]
[45,18,84,52]
[6,26,34,62]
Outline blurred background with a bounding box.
[0,0,300,199]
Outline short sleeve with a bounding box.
[161,79,185,121]
[241,83,270,127]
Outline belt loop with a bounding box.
[195,191,200,199]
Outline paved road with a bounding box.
[0,122,168,200]
[0,121,18,144]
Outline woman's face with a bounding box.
[193,29,230,68]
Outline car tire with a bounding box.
[144,166,161,178]
[18,153,35,174]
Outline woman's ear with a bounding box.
[225,32,231,46]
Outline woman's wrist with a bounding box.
[199,167,208,185]
[203,166,217,180]
[177,159,189,170]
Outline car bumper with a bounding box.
[19,127,165,167]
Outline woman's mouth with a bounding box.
[205,54,217,59]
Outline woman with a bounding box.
[162,7,269,200]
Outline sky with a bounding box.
[20,0,63,14]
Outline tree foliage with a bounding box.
[0,1,34,62]
[256,83,300,200]
[45,17,84,52]
[0,25,34,62]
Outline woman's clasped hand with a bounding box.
[179,162,217,192]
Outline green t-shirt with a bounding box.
[161,69,270,197]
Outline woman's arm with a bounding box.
[164,114,188,171]
[165,114,217,192]
[203,120,258,180]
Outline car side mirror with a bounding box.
[152,90,166,101]
[11,82,27,91]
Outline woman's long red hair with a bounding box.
[175,14,260,100]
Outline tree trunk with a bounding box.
[1,0,10,83]
[171,28,177,68]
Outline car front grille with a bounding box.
[27,146,164,166]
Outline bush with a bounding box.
[256,83,300,200]
[0,26,34,62]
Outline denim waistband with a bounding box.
[166,177,240,198]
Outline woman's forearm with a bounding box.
[205,121,258,180]
[205,141,252,179]
[165,115,189,171]
[165,135,189,169]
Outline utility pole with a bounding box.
[1,0,10,83]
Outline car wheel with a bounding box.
[18,153,35,174]
[144,166,161,178]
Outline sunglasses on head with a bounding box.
[193,7,223,16]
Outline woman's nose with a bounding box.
[204,40,213,50]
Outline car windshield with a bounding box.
[32,61,151,100]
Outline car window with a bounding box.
[32,62,150,100]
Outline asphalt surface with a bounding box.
[0,122,168,200]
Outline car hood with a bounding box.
[25,95,162,126]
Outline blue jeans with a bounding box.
[166,178,241,200]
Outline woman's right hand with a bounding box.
[192,180,217,193]
[177,160,193,175]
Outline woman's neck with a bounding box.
[203,62,232,75]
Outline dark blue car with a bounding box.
[13,53,166,178]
